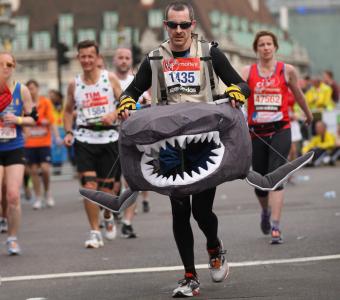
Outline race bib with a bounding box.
[0,125,16,139]
[82,93,110,123]
[254,94,282,109]
[30,126,48,137]
[252,111,283,123]
[163,58,201,94]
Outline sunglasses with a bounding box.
[166,21,192,29]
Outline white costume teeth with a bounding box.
[139,131,225,187]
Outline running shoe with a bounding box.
[172,273,200,298]
[0,218,8,233]
[104,215,117,240]
[261,211,271,235]
[271,228,283,244]
[85,230,104,248]
[7,237,21,255]
[121,223,137,238]
[32,199,42,210]
[46,196,55,208]
[208,239,229,282]
[142,200,150,213]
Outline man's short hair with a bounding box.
[77,40,99,54]
[164,1,195,20]
[26,79,39,87]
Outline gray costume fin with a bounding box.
[245,151,314,191]
[79,188,139,213]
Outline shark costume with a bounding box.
[80,35,313,211]
[80,100,313,210]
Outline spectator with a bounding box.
[305,76,334,111]
[49,89,68,175]
[323,70,339,104]
[302,120,335,167]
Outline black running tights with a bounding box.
[170,187,219,274]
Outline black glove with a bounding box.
[225,84,246,106]
[117,95,137,115]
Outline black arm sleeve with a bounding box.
[123,56,152,100]
[123,46,250,100]
[210,46,250,98]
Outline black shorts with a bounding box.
[25,147,52,165]
[252,128,291,193]
[0,148,26,166]
[74,140,120,179]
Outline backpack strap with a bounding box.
[149,49,167,105]
[200,41,217,102]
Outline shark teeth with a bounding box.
[136,131,221,154]
[140,130,225,188]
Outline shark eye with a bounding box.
[139,131,225,187]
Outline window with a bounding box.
[15,16,29,34]
[103,11,119,30]
[32,31,51,50]
[240,18,249,32]
[59,14,74,32]
[77,29,96,43]
[12,34,29,51]
[100,30,117,49]
[59,31,74,48]
[117,27,132,45]
[230,16,240,31]
[209,10,220,26]
[132,29,139,45]
[219,15,229,33]
[148,9,163,28]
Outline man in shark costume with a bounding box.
[80,1,313,297]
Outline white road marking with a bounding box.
[2,254,340,283]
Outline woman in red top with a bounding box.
[242,31,312,244]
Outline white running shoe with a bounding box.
[172,273,200,297]
[7,237,21,255]
[32,199,42,210]
[85,230,104,248]
[46,196,55,207]
[104,215,117,240]
[208,239,229,282]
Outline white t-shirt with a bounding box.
[119,74,134,91]
[74,70,119,144]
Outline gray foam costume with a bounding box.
[80,101,313,212]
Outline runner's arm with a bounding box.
[123,56,152,100]
[20,84,35,126]
[109,72,123,101]
[63,80,76,134]
[210,46,250,98]
[123,49,251,100]
[286,64,313,125]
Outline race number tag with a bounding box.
[252,111,283,123]
[163,58,201,94]
[254,94,282,107]
[30,126,48,137]
[0,124,16,139]
[82,92,110,123]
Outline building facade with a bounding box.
[6,0,309,95]
[267,0,340,80]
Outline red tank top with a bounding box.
[247,62,291,128]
